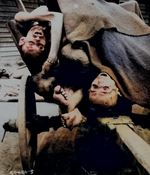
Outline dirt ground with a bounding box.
[0,102,59,175]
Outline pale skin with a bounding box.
[53,85,85,127]
[37,87,85,154]
[61,108,84,128]
[19,25,47,58]
[89,72,119,107]
[15,6,63,74]
[53,73,119,127]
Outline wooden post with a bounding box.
[15,0,26,12]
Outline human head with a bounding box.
[89,72,119,107]
[19,26,46,58]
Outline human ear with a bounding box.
[19,37,25,46]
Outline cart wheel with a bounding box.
[17,74,37,170]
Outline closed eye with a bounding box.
[29,41,34,45]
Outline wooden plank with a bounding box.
[15,0,27,12]
[0,1,16,6]
[15,0,38,11]
[140,5,148,9]
[0,56,20,61]
[0,28,10,33]
[0,12,16,17]
[0,22,8,28]
[119,0,129,3]
[0,47,18,52]
[0,55,21,60]
[0,42,16,47]
[139,3,149,7]
[22,0,38,3]
[145,19,149,23]
[0,38,14,42]
[23,3,38,8]
[6,20,22,52]
[0,51,20,56]
[142,14,150,18]
[26,8,37,12]
[0,6,18,12]
[141,11,148,15]
[0,33,12,37]
[116,125,150,174]
[0,17,14,22]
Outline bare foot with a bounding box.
[53,85,74,106]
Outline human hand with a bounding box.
[61,108,86,128]
[41,60,52,75]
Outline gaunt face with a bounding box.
[89,73,118,107]
[21,26,46,58]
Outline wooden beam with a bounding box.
[0,1,16,6]
[0,51,19,56]
[0,28,10,33]
[0,6,18,12]
[15,0,26,11]
[116,125,150,174]
[0,38,14,42]
[0,47,18,52]
[0,42,16,47]
[0,55,21,60]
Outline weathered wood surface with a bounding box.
[99,116,150,174]
[0,42,16,47]
[0,0,17,6]
[0,47,18,52]
[116,125,150,174]
[17,74,37,170]
[0,0,39,69]
[0,0,19,68]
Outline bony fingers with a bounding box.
[66,121,73,128]
[41,67,46,75]
[66,117,74,126]
[61,114,69,120]
[41,70,45,75]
